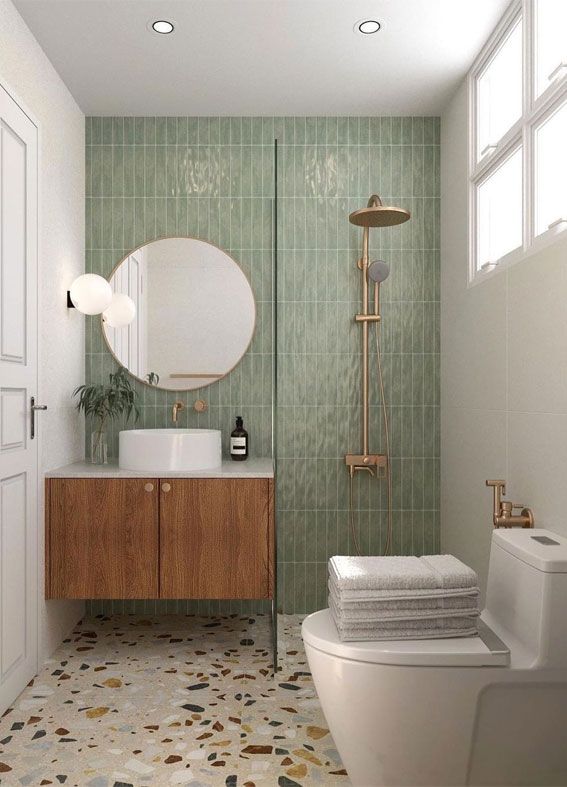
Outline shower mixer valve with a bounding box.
[345,453,387,476]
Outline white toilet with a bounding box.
[302,528,567,786]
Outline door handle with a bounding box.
[30,396,47,440]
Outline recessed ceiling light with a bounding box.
[152,19,175,34]
[356,19,381,35]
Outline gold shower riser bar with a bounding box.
[345,193,409,474]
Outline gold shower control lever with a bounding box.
[345,453,387,477]
[486,479,534,528]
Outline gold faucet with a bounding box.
[172,401,185,425]
[486,479,534,528]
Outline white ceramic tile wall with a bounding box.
[0,0,85,660]
[441,78,567,596]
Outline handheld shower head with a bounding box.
[367,260,390,284]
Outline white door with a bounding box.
[0,84,39,714]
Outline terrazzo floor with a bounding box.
[0,615,349,787]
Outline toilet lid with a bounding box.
[302,609,510,667]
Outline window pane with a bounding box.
[535,0,567,98]
[535,100,567,236]
[477,18,522,160]
[477,147,522,268]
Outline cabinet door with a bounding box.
[47,478,158,599]
[160,479,272,599]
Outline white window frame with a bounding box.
[468,0,567,285]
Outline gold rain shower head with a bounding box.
[349,194,410,227]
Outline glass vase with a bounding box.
[91,427,108,465]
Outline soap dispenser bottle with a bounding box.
[230,416,248,461]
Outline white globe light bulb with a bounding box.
[103,293,136,328]
[69,274,112,315]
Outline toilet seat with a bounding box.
[302,609,510,667]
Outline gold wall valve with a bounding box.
[486,479,534,528]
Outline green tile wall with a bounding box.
[84,116,440,616]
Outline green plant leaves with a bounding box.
[73,367,140,428]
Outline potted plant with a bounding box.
[74,367,139,464]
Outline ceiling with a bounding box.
[13,0,510,116]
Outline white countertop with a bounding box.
[45,458,274,479]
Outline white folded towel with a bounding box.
[335,624,479,642]
[328,581,479,611]
[329,554,478,593]
[329,594,479,624]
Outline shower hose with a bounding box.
[348,321,393,557]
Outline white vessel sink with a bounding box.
[119,429,222,472]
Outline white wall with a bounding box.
[0,0,84,659]
[441,78,567,596]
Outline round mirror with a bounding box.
[102,237,256,391]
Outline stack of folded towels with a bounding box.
[329,554,480,642]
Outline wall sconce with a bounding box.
[68,274,135,327]
[68,274,112,314]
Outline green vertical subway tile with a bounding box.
[155,146,167,196]
[144,117,156,145]
[112,117,123,145]
[347,117,359,145]
[101,146,113,195]
[111,144,123,197]
[423,117,436,145]
[289,116,301,146]
[133,147,145,197]
[166,117,176,145]
[432,117,441,145]
[336,117,348,145]
[401,145,413,197]
[155,117,167,145]
[90,117,102,145]
[269,117,281,145]
[369,117,381,145]
[85,114,439,615]
[154,197,167,237]
[166,146,177,197]
[359,117,370,145]
[391,145,402,196]
[122,197,136,249]
[101,117,113,145]
[229,117,240,145]
[144,145,156,197]
[123,146,135,197]
[399,116,411,145]
[412,145,425,198]
[185,117,197,145]
[133,117,145,145]
[165,198,177,236]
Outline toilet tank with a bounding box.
[484,528,567,668]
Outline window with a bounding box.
[477,147,523,267]
[534,99,567,236]
[477,18,523,161]
[469,0,567,281]
[534,0,567,99]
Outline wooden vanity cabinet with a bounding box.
[46,476,274,601]
[46,478,159,599]
[159,478,273,599]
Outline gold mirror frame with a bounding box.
[101,235,257,392]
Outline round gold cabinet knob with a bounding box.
[162,482,171,493]
[144,483,154,492]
